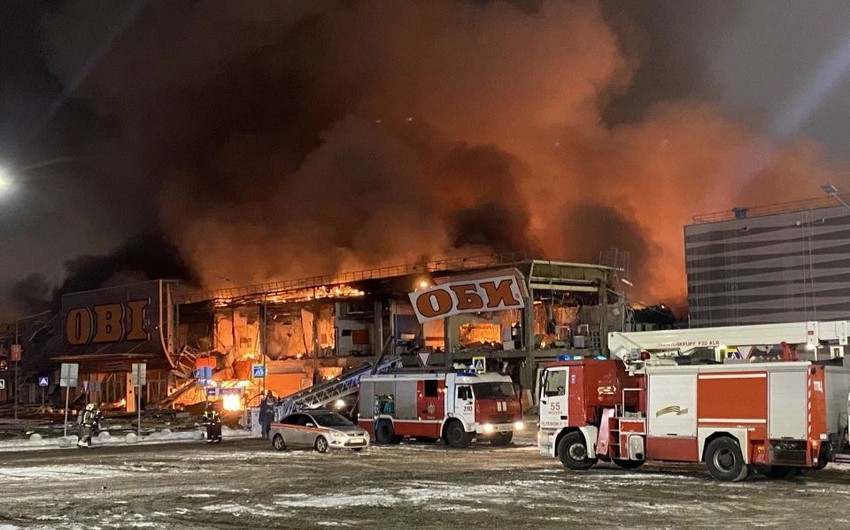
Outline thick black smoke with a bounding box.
[10,231,198,314]
[3,0,850,320]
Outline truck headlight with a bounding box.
[513,421,525,431]
[483,424,494,433]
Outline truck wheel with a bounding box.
[375,420,396,444]
[490,432,513,446]
[444,421,474,448]
[613,458,645,469]
[315,436,329,453]
[705,437,748,482]
[557,432,597,471]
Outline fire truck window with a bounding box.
[543,370,567,397]
[458,386,472,400]
[473,382,515,399]
[424,380,438,397]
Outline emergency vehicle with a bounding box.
[358,371,524,448]
[538,320,850,481]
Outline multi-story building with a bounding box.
[686,198,850,327]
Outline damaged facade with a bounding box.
[1,254,628,411]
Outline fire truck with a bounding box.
[538,320,850,481]
[358,371,524,448]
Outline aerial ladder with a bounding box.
[275,337,402,419]
[608,320,850,368]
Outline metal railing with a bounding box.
[692,197,841,224]
[182,251,532,304]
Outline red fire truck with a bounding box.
[358,371,524,448]
[538,320,850,481]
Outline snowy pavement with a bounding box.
[1,435,850,529]
[0,426,254,453]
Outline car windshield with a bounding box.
[310,412,353,427]
[473,382,515,399]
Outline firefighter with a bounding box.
[203,401,222,443]
[77,403,101,448]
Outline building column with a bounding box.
[599,276,608,356]
[373,300,383,358]
[521,294,536,394]
[125,372,136,413]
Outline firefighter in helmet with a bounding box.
[77,403,102,448]
[203,401,222,443]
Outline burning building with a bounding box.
[2,253,627,411]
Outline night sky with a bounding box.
[2,0,850,320]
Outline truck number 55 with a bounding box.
[549,401,561,413]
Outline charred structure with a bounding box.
[1,253,626,412]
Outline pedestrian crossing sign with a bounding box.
[252,365,266,378]
[471,356,486,373]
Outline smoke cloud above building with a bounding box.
[3,0,850,317]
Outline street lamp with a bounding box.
[821,183,850,211]
[0,166,16,197]
[0,156,85,200]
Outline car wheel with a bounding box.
[490,432,513,446]
[557,431,598,471]
[272,434,286,451]
[315,436,329,453]
[705,437,748,482]
[444,420,474,448]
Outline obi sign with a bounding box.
[408,275,526,324]
[65,300,150,345]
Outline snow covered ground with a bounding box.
[0,426,254,453]
[1,434,850,529]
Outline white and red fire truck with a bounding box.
[358,371,524,448]
[538,320,850,481]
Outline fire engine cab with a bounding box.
[538,320,850,481]
[358,371,524,448]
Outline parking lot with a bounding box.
[2,434,850,529]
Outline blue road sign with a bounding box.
[252,365,266,378]
[38,376,49,387]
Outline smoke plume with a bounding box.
[4,0,850,317]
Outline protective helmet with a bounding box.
[85,403,96,411]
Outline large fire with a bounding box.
[221,394,242,412]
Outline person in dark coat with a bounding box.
[259,391,276,440]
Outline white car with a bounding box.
[270,410,370,453]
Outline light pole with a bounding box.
[821,183,850,211]
[14,310,52,421]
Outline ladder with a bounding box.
[275,354,402,419]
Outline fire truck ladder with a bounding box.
[275,354,402,418]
